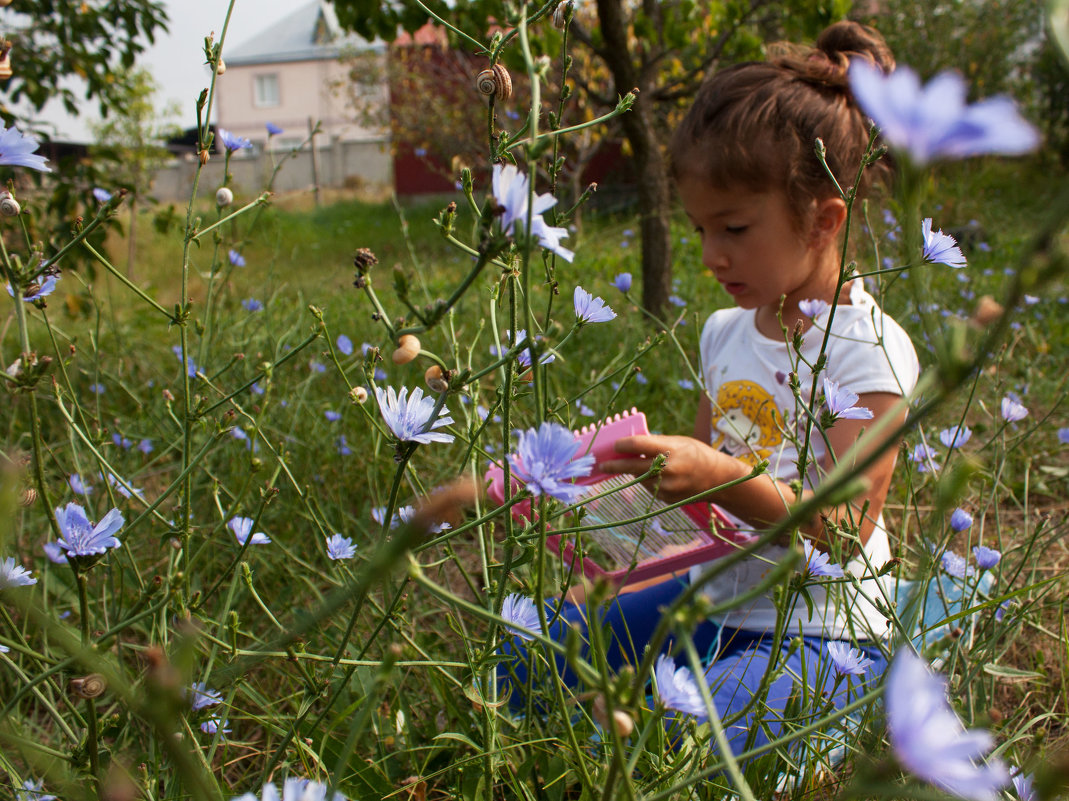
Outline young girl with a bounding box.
[507,21,919,759]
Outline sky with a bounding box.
[30,0,301,142]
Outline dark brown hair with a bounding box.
[670,21,895,230]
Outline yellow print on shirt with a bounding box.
[709,380,784,465]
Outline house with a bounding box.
[213,0,392,194]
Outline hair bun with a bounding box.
[816,20,895,75]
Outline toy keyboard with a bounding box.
[485,408,754,586]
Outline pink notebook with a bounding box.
[485,408,754,586]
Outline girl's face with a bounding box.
[678,176,843,332]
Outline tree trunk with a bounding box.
[595,0,672,321]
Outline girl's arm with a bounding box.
[600,392,906,548]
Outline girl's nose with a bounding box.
[702,239,727,272]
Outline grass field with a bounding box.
[2,140,1067,800]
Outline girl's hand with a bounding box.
[599,434,748,504]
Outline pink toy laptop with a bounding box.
[485,408,754,586]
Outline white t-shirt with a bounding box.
[690,281,920,640]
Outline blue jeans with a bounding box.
[499,576,887,757]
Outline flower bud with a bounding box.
[392,334,421,365]
[424,365,449,393]
[350,386,368,404]
[215,187,233,207]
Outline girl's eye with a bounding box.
[726,225,748,235]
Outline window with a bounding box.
[254,74,280,108]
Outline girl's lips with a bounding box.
[722,282,747,296]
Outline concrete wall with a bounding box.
[152,137,392,201]
[216,55,387,151]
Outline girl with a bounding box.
[507,20,919,761]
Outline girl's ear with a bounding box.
[808,197,848,250]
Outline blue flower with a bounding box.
[16,779,57,801]
[507,422,595,503]
[0,557,37,588]
[886,649,1009,801]
[801,539,845,578]
[92,187,112,204]
[228,249,246,267]
[826,641,873,676]
[654,655,706,719]
[939,425,972,448]
[265,122,283,136]
[501,592,541,640]
[822,378,874,421]
[230,778,347,801]
[1059,428,1069,445]
[573,286,616,324]
[171,345,199,378]
[507,329,555,370]
[1000,397,1028,422]
[250,382,265,396]
[55,503,123,557]
[217,128,252,153]
[324,410,341,422]
[848,61,1039,165]
[950,508,973,532]
[668,294,686,307]
[373,367,387,381]
[189,682,223,711]
[68,473,93,496]
[0,126,52,172]
[375,386,455,445]
[138,439,154,454]
[325,534,356,561]
[910,443,940,473]
[228,517,271,546]
[101,470,144,500]
[335,435,352,455]
[634,372,648,385]
[6,274,60,302]
[336,334,353,355]
[922,219,966,268]
[310,361,327,374]
[941,549,975,579]
[612,272,632,292]
[241,298,263,312]
[200,715,231,736]
[678,378,695,390]
[43,542,68,564]
[112,433,132,449]
[799,298,829,318]
[972,545,1001,570]
[1010,768,1035,801]
[491,164,574,262]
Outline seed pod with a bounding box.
[424,365,448,393]
[392,334,421,365]
[0,192,21,217]
[215,187,233,207]
[216,58,226,75]
[476,64,512,102]
[70,673,107,699]
[350,386,368,404]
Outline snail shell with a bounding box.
[424,365,449,393]
[70,673,107,699]
[0,192,21,217]
[351,386,368,404]
[215,187,233,207]
[216,58,226,75]
[476,64,512,102]
[19,487,37,507]
[391,334,421,365]
[0,53,11,81]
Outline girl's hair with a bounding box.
[670,21,895,230]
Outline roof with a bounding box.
[225,0,382,66]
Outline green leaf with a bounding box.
[982,663,1046,682]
